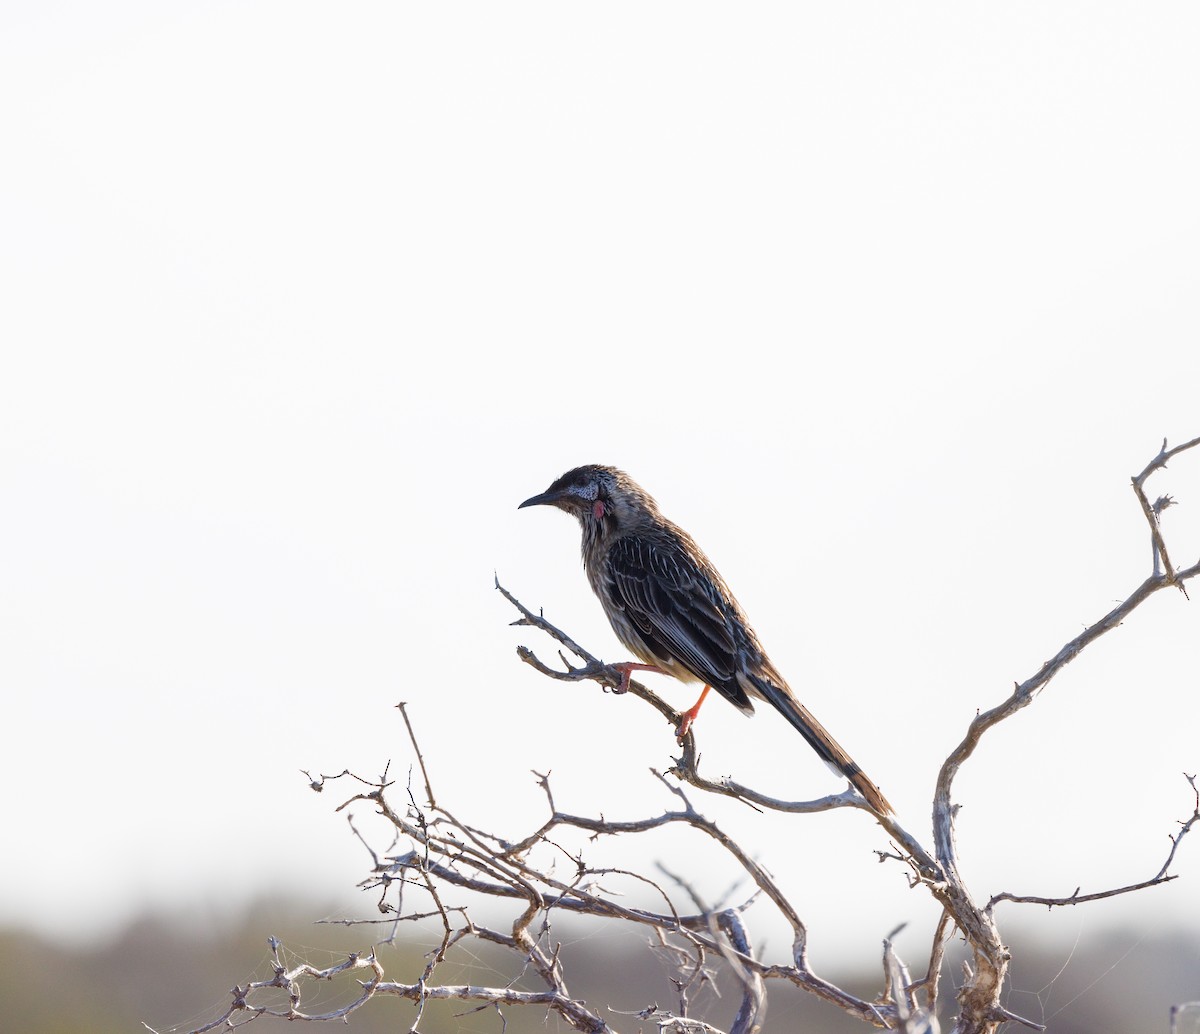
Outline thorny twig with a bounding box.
[1132,435,1200,593]
[987,773,1200,911]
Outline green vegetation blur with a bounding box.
[3,899,1198,1034]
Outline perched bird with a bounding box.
[519,464,893,815]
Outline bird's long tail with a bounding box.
[748,674,894,815]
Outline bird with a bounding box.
[519,464,893,815]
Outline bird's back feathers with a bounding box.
[600,531,754,713]
[599,524,894,814]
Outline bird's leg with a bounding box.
[675,685,712,741]
[610,661,665,694]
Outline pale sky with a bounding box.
[3,2,1200,978]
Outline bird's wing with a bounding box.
[604,534,754,712]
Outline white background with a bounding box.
[2,1,1199,982]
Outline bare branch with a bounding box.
[933,567,1199,881]
[352,716,904,1029]
[919,437,1200,1032]
[1132,434,1200,482]
[370,980,610,1032]
[883,932,941,1034]
[178,940,386,1033]
[910,909,954,1019]
[936,436,1200,872]
[396,700,437,809]
[987,773,1200,911]
[989,1005,1047,1031]
[1131,436,1200,594]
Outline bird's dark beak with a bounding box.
[518,488,560,510]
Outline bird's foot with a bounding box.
[609,661,665,694]
[674,685,713,743]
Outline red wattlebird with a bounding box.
[519,464,893,815]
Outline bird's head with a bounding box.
[519,465,658,545]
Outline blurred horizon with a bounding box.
[6,894,1200,1033]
